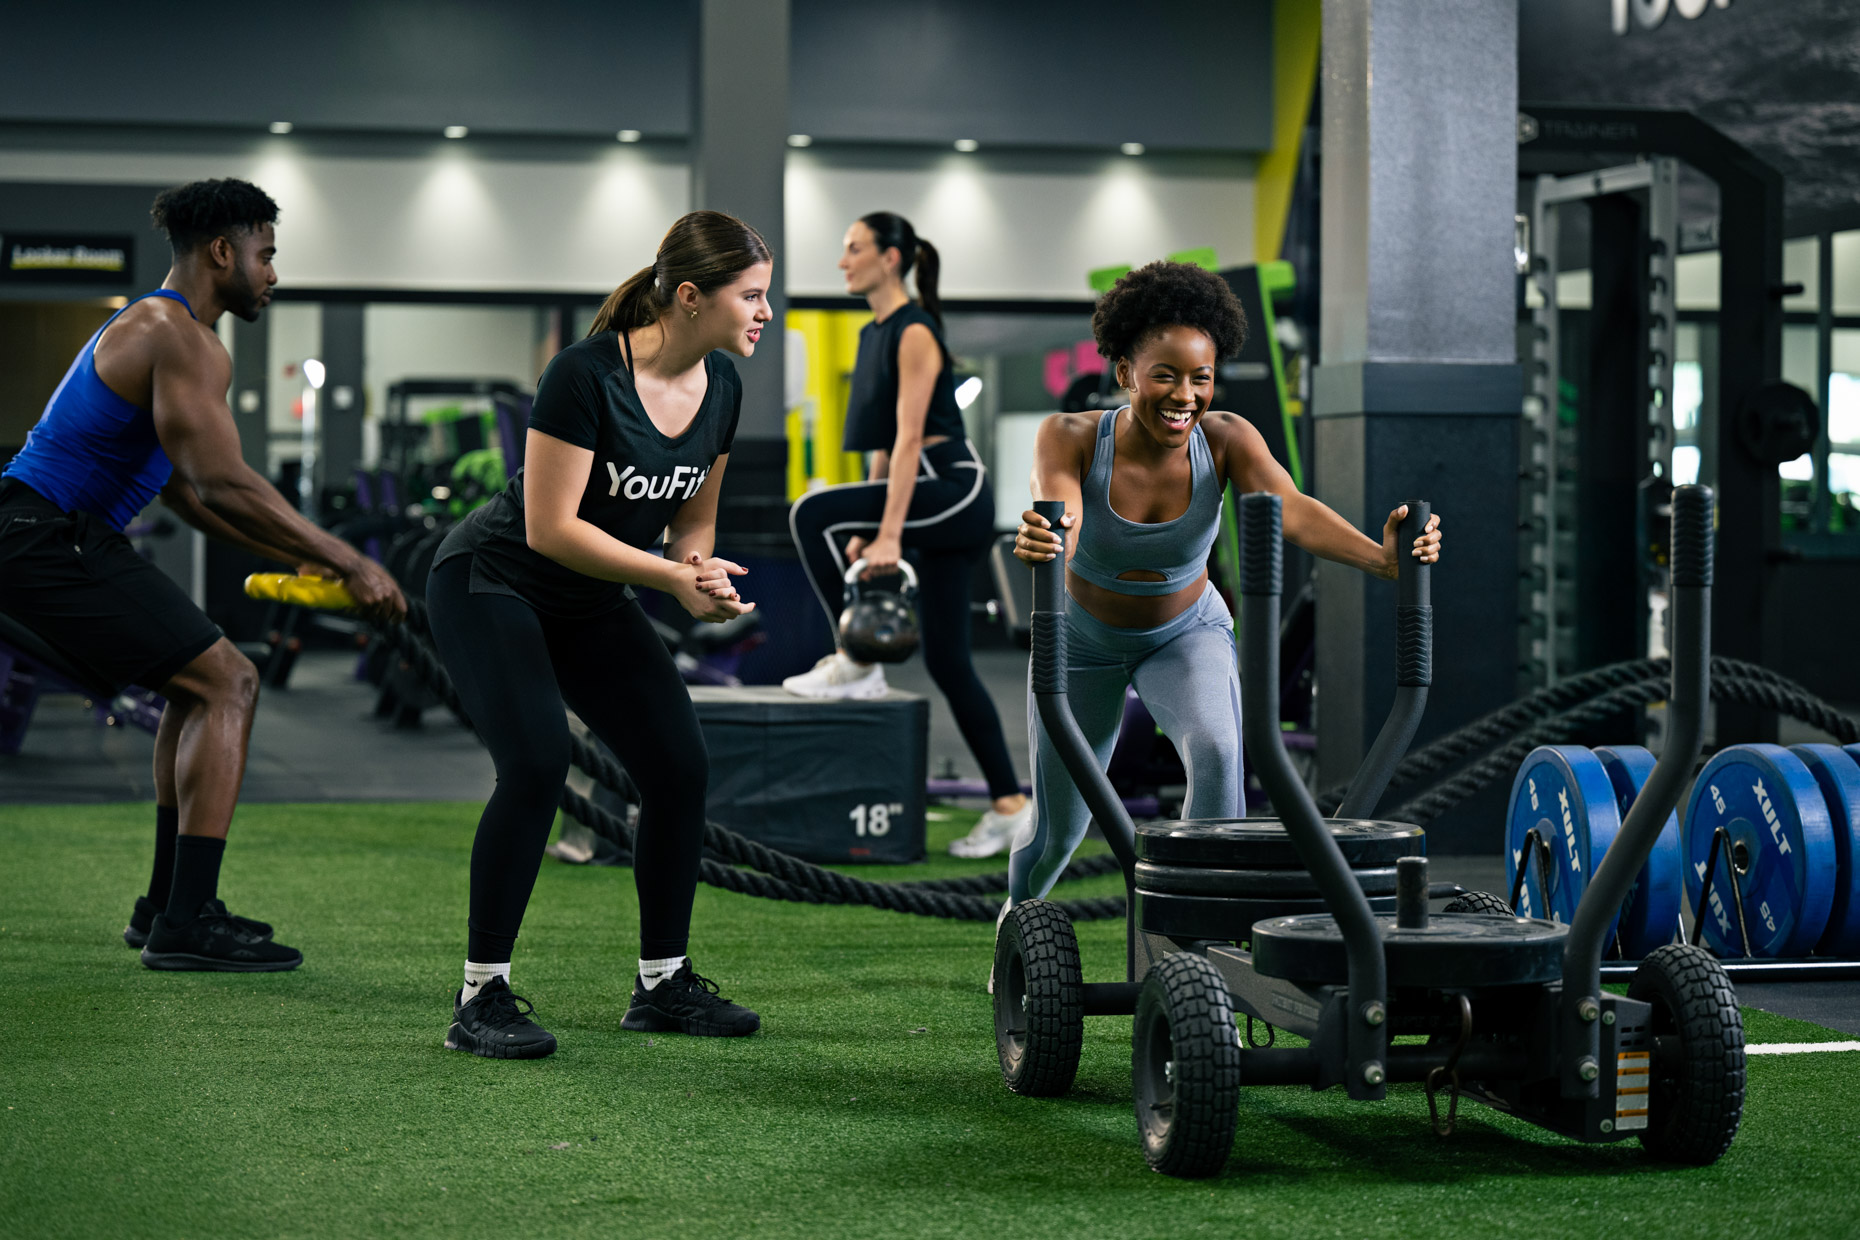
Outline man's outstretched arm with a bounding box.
[151,328,405,622]
[159,475,339,575]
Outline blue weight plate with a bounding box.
[1795,745,1860,957]
[1506,746,1621,926]
[1683,745,1836,958]
[1593,745,1684,958]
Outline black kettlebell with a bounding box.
[838,558,920,664]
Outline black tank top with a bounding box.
[436,331,742,617]
[841,303,966,452]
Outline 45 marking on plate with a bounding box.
[851,803,905,837]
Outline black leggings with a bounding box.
[426,555,707,962]
[787,439,1020,800]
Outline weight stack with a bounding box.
[1133,818,1426,942]
[690,686,928,864]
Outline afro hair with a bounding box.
[149,179,279,255]
[1091,260,1248,363]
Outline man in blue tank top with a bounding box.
[0,178,405,972]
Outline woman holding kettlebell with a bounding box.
[784,211,1030,858]
[1009,260,1443,905]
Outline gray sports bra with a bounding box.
[1069,406,1223,597]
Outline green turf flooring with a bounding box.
[2,802,1856,1239]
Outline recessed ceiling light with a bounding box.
[443,125,469,139]
[269,121,293,135]
[953,138,979,153]
[1121,141,1146,156]
[617,129,642,143]
[787,134,813,148]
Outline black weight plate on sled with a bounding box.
[1135,818,1425,869]
[1133,861,1400,898]
[1251,912,1568,988]
[1135,890,1399,943]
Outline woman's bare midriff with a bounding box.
[1066,566,1208,629]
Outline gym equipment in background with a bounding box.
[1518,105,1831,744]
[1496,737,1860,977]
[1503,744,1682,958]
[378,379,529,518]
[1682,744,1839,960]
[0,610,164,753]
[999,487,1745,1178]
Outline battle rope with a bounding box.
[1378,665,1857,826]
[379,603,1856,912]
[375,615,1125,923]
[1317,655,1858,817]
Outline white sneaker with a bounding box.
[950,800,1033,859]
[781,652,887,700]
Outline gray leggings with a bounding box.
[1008,584,1243,903]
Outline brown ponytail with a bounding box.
[913,238,943,330]
[588,209,773,337]
[859,211,943,331]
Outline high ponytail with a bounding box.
[859,211,943,331]
[913,238,942,330]
[589,209,772,337]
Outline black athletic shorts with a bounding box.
[0,477,222,693]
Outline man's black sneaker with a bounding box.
[123,897,159,948]
[445,977,558,1060]
[621,962,760,1037]
[124,897,270,949]
[139,910,302,972]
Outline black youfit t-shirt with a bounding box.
[435,331,742,617]
[841,303,967,452]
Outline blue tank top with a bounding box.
[3,289,193,531]
[1070,406,1223,597]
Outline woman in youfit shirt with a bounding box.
[427,211,772,1058]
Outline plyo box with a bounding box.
[689,686,929,863]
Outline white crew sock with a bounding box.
[463,960,510,998]
[638,955,687,990]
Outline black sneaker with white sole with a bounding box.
[445,977,558,1060]
[621,962,760,1037]
[125,897,271,949]
[139,909,301,972]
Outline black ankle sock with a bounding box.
[164,835,226,923]
[146,806,179,905]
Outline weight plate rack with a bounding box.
[1503,741,1860,981]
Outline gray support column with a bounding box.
[319,303,365,501]
[229,315,269,474]
[693,0,790,548]
[1313,0,1521,853]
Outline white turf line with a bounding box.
[1745,1042,1860,1055]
